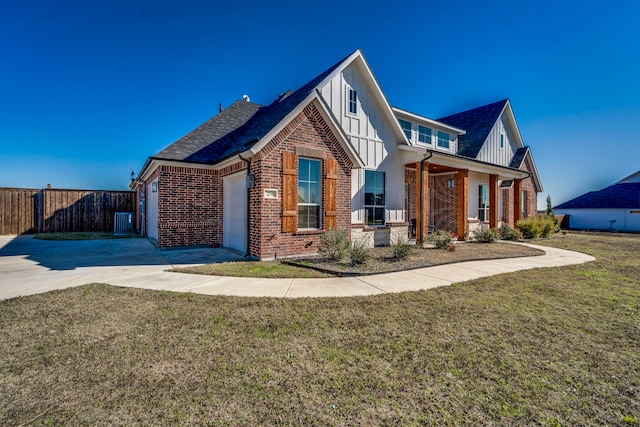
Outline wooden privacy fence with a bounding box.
[0,187,136,235]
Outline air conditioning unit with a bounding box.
[114,212,134,235]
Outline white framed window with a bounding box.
[500,133,505,149]
[521,190,528,219]
[348,88,357,115]
[364,170,385,226]
[399,119,412,141]
[298,158,321,229]
[418,125,431,144]
[478,184,489,222]
[437,131,449,148]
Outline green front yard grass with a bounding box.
[1,232,639,425]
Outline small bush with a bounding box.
[349,239,370,265]
[474,228,499,243]
[516,215,560,239]
[428,230,455,250]
[318,229,349,261]
[391,236,413,260]
[499,223,522,241]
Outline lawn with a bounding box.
[1,232,639,425]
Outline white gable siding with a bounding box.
[476,115,515,166]
[319,61,405,224]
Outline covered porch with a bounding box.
[402,148,530,244]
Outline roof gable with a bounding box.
[437,99,508,158]
[555,183,640,210]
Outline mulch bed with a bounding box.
[285,241,544,276]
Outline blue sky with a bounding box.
[1,0,639,207]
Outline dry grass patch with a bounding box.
[1,232,639,425]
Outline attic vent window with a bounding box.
[348,89,357,114]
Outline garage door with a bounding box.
[223,172,248,254]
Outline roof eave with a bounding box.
[392,107,467,135]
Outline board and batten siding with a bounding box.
[318,61,406,224]
[476,114,516,166]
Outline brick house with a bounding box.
[133,49,542,258]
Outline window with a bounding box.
[348,89,357,115]
[418,125,431,144]
[364,170,385,226]
[500,134,505,149]
[478,184,489,222]
[521,190,528,219]
[399,119,412,140]
[298,158,321,229]
[437,131,449,148]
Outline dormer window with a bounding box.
[500,134,505,149]
[348,89,357,115]
[399,119,412,140]
[437,131,450,149]
[418,125,431,144]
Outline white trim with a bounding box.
[398,145,530,179]
[137,158,220,183]
[393,107,466,135]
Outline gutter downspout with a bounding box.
[238,154,251,258]
[418,151,433,245]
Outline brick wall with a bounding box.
[248,102,353,260]
[156,165,220,248]
[405,168,458,234]
[430,173,457,231]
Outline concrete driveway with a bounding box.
[0,235,244,300]
[0,235,596,301]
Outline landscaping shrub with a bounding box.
[428,230,455,250]
[349,239,370,265]
[498,223,522,241]
[516,215,560,239]
[390,236,413,260]
[318,229,349,261]
[474,228,499,243]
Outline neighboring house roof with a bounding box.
[437,99,509,158]
[555,183,640,210]
[617,169,640,184]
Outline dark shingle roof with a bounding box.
[154,101,262,162]
[437,99,508,158]
[555,183,640,210]
[510,147,529,169]
[153,51,355,165]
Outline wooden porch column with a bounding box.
[489,174,499,229]
[513,179,523,224]
[456,169,468,240]
[415,162,429,245]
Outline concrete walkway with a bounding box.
[0,235,595,300]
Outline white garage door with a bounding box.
[223,172,248,254]
[147,179,159,240]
